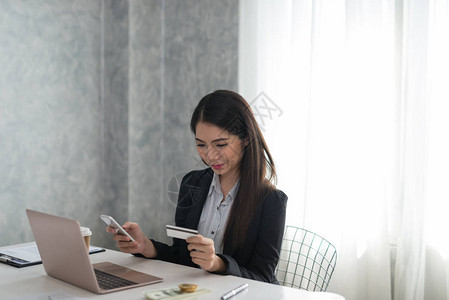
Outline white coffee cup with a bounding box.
[80,226,92,251]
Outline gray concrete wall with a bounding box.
[0,0,238,249]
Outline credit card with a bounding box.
[166,225,198,240]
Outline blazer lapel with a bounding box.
[184,169,213,227]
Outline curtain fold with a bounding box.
[422,0,449,299]
[239,1,449,299]
[393,0,429,298]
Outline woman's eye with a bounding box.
[196,144,205,148]
[216,144,228,148]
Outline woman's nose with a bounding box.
[205,147,219,161]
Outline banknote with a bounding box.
[144,288,211,300]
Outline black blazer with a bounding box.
[151,168,288,283]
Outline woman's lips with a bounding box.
[211,164,224,170]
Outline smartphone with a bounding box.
[100,215,135,242]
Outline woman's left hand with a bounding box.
[186,235,226,272]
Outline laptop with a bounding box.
[26,209,163,294]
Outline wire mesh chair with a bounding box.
[275,226,337,292]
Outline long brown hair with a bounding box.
[190,90,277,250]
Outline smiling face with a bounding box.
[195,122,245,183]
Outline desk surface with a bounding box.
[0,243,345,300]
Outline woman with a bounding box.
[107,90,287,283]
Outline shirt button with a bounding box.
[211,231,215,234]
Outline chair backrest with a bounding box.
[275,226,337,292]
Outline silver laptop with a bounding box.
[26,209,163,294]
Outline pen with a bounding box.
[0,255,12,263]
[221,283,249,300]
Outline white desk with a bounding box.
[0,243,345,300]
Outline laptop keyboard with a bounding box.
[94,268,137,290]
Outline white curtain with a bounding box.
[239,1,449,299]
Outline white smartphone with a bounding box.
[100,215,135,242]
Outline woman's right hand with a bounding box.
[106,222,157,258]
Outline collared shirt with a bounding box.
[197,173,240,254]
